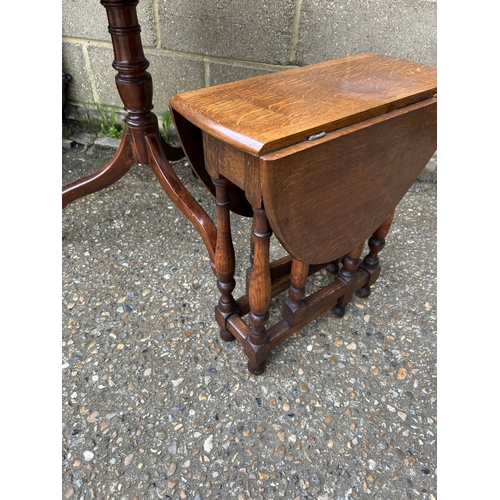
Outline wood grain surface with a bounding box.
[170,52,436,155]
[260,98,437,264]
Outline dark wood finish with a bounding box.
[260,100,436,264]
[171,53,437,374]
[145,134,217,266]
[172,108,253,217]
[62,133,134,208]
[62,0,220,267]
[326,260,340,275]
[286,259,309,311]
[331,242,366,318]
[356,211,395,298]
[62,0,183,196]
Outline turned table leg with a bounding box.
[332,242,365,318]
[213,176,238,341]
[326,259,340,276]
[246,207,272,375]
[357,211,395,298]
[286,259,309,312]
[62,135,134,208]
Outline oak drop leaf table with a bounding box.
[62,0,436,374]
[169,52,436,374]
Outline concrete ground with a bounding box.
[62,134,437,500]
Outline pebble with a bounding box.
[124,453,134,466]
[397,367,408,380]
[64,487,75,499]
[204,435,213,453]
[311,473,321,485]
[172,378,184,387]
[87,411,99,422]
[167,479,179,489]
[167,462,177,476]
[83,451,94,461]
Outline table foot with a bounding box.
[247,360,266,375]
[219,329,236,342]
[355,285,371,298]
[62,133,134,208]
[331,304,347,318]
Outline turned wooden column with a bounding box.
[357,211,395,298]
[63,0,183,209]
[101,0,158,163]
[213,176,237,341]
[286,259,309,311]
[326,259,340,275]
[247,207,272,374]
[331,242,365,318]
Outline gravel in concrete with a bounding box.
[62,138,437,500]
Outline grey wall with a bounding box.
[62,0,436,124]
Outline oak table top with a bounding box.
[170,52,437,156]
[170,52,437,265]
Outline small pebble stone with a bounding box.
[204,435,213,453]
[167,462,177,476]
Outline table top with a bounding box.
[170,52,437,156]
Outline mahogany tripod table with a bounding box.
[62,0,437,375]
